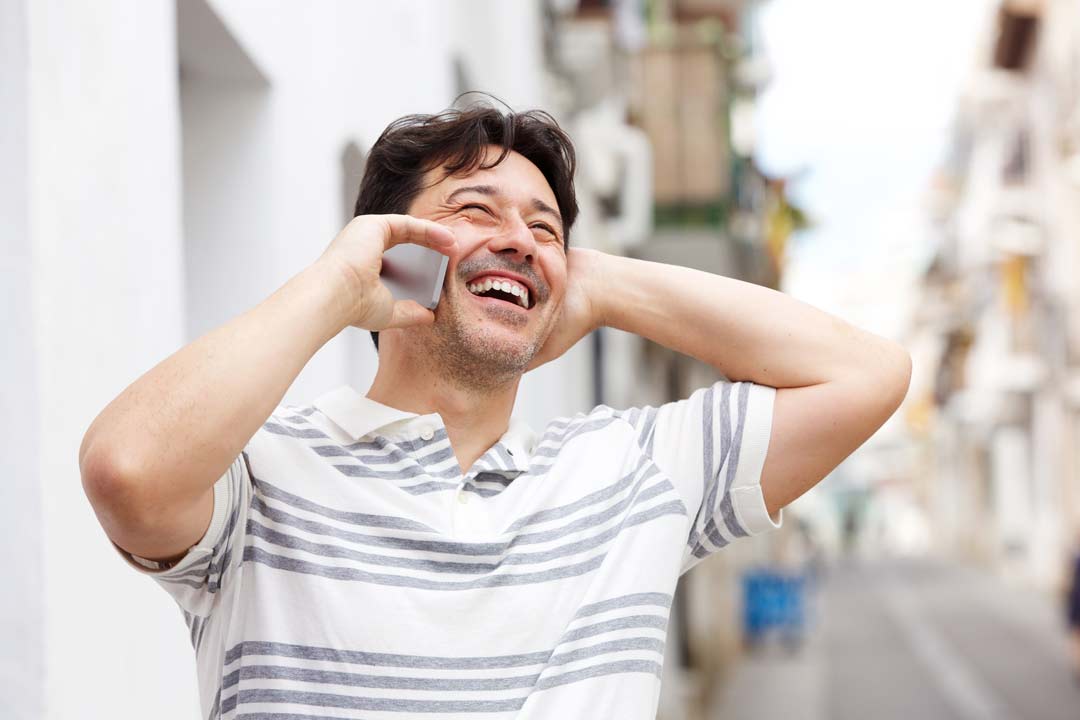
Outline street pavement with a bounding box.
[708,558,1080,720]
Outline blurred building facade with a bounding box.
[549,3,805,719]
[4,1,787,719]
[909,0,1080,591]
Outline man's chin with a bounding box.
[437,326,538,380]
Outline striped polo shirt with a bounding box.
[122,379,780,719]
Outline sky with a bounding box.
[753,0,998,339]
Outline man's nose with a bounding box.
[487,219,537,263]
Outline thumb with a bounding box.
[385,299,435,330]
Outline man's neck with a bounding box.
[366,346,521,474]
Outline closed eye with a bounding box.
[530,223,558,238]
[460,203,495,217]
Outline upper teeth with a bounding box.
[467,277,530,308]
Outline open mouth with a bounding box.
[466,276,532,309]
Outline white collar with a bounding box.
[312,385,537,471]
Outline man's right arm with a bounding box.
[79,215,456,563]
[79,263,352,563]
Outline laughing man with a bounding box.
[80,103,911,719]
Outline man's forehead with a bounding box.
[435,150,556,202]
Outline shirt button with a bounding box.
[457,489,469,504]
[420,427,434,441]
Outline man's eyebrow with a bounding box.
[446,184,563,233]
[445,185,499,203]
[531,198,564,233]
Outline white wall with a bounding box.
[8,1,593,717]
[1,0,43,717]
[26,1,195,718]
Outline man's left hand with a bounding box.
[528,247,607,371]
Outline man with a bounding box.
[80,103,911,719]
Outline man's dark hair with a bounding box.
[354,98,579,350]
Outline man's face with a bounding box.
[403,147,568,385]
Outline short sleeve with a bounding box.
[616,380,781,574]
[115,453,252,617]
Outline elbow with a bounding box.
[888,342,913,410]
[80,439,152,531]
[869,341,912,418]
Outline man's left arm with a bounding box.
[535,249,912,518]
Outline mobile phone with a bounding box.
[379,244,450,310]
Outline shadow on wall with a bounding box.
[179,0,273,342]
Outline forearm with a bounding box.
[80,262,351,516]
[598,254,905,389]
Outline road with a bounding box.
[709,558,1080,720]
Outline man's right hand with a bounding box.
[314,214,456,332]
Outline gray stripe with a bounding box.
[641,405,658,458]
[573,592,673,619]
[701,384,715,523]
[504,468,662,549]
[703,524,731,553]
[406,481,501,498]
[332,461,460,482]
[225,640,550,669]
[254,478,435,533]
[222,636,664,695]
[159,559,211,582]
[232,715,361,720]
[252,461,665,560]
[242,544,606,591]
[195,614,209,653]
[544,416,574,430]
[626,500,686,529]
[325,441,455,468]
[547,636,665,668]
[506,457,655,532]
[472,472,515,487]
[246,479,681,575]
[207,465,247,594]
[279,413,316,424]
[224,664,538,692]
[559,614,667,644]
[158,575,204,590]
[267,418,456,475]
[716,383,751,539]
[250,495,506,556]
[245,519,499,574]
[221,659,663,715]
[222,688,524,714]
[535,658,662,691]
[704,385,731,530]
[263,421,329,440]
[344,429,449,455]
[688,383,734,554]
[532,416,622,457]
[189,614,202,649]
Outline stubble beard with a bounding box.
[426,292,544,393]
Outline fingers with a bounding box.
[384,299,436,330]
[379,214,456,255]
